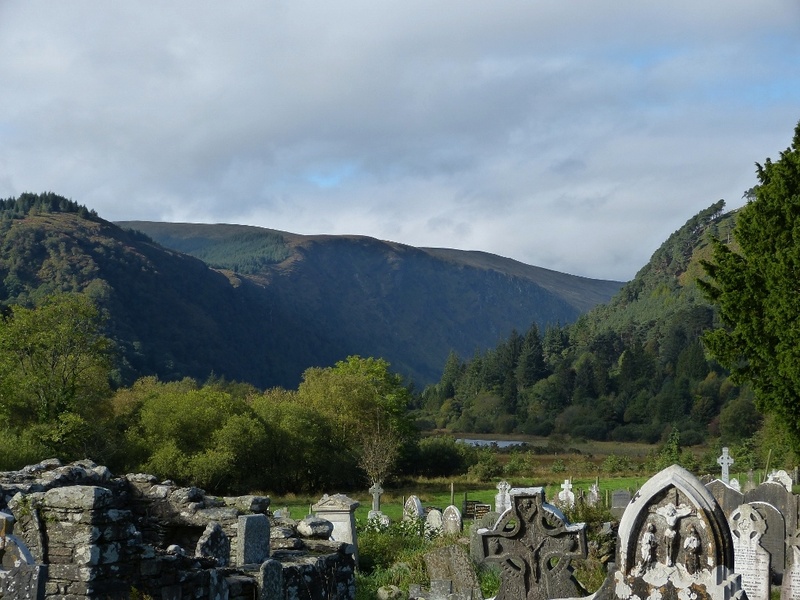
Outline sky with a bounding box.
[1,2,799,281]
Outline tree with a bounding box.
[0,293,114,427]
[700,121,800,450]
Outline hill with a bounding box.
[417,200,758,445]
[116,221,623,385]
[0,192,622,389]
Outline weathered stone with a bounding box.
[718,447,735,484]
[403,495,424,521]
[495,481,511,515]
[377,583,406,599]
[610,465,743,600]
[195,522,230,567]
[313,493,359,566]
[557,479,575,509]
[706,478,745,518]
[426,509,443,534]
[480,487,586,600]
[730,503,770,600]
[611,489,631,519]
[236,514,270,566]
[42,486,114,510]
[424,544,483,600]
[297,515,334,539]
[442,505,462,535]
[258,558,283,600]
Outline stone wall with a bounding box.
[0,459,355,600]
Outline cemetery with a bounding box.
[0,446,798,600]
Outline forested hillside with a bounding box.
[418,200,760,447]
[0,193,620,388]
[116,221,622,384]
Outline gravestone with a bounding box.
[369,482,384,519]
[745,481,797,580]
[195,522,230,566]
[782,529,800,600]
[474,503,491,521]
[706,478,745,517]
[480,487,586,600]
[611,489,632,519]
[442,505,462,535]
[587,482,600,507]
[718,447,735,484]
[610,464,743,600]
[236,514,270,566]
[403,495,424,521]
[557,479,575,509]
[730,503,770,600]
[744,470,757,493]
[313,493,359,565]
[424,544,484,600]
[768,470,793,492]
[462,500,478,520]
[495,480,512,515]
[730,478,742,492]
[426,509,444,534]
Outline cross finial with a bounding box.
[717,447,734,484]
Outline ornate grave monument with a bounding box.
[610,465,744,600]
[479,487,587,600]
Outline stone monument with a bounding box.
[479,487,587,600]
[730,503,770,600]
[718,447,735,484]
[442,505,462,535]
[495,480,512,515]
[557,479,575,509]
[312,493,359,565]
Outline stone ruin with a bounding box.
[0,459,355,599]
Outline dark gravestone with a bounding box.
[424,544,483,600]
[706,479,745,518]
[463,500,478,520]
[474,503,491,521]
[480,487,586,600]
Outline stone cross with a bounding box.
[717,447,734,484]
[369,482,383,513]
[496,480,512,514]
[557,479,575,509]
[481,487,586,600]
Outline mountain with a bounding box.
[0,193,623,388]
[115,221,623,385]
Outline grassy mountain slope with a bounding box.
[118,221,623,383]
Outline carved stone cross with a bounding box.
[368,482,383,513]
[717,447,734,484]
[561,480,572,495]
[481,488,586,600]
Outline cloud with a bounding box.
[0,1,799,280]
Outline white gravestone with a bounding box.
[782,530,800,600]
[557,479,575,509]
[718,447,735,484]
[768,469,793,492]
[403,495,424,521]
[730,504,771,600]
[442,505,462,535]
[495,480,511,515]
[587,482,600,506]
[426,509,443,533]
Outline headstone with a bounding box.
[424,544,484,600]
[403,495,424,521]
[258,559,283,600]
[782,529,800,600]
[312,493,360,565]
[611,465,743,600]
[480,487,586,600]
[718,447,735,484]
[706,478,745,518]
[369,482,383,515]
[587,482,600,507]
[462,499,478,520]
[730,503,771,600]
[442,505,462,535]
[473,503,491,520]
[768,469,793,492]
[236,514,270,566]
[495,480,512,515]
[611,489,632,519]
[426,509,443,534]
[195,522,230,566]
[745,481,796,579]
[557,479,575,509]
[744,470,757,493]
[730,478,742,492]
